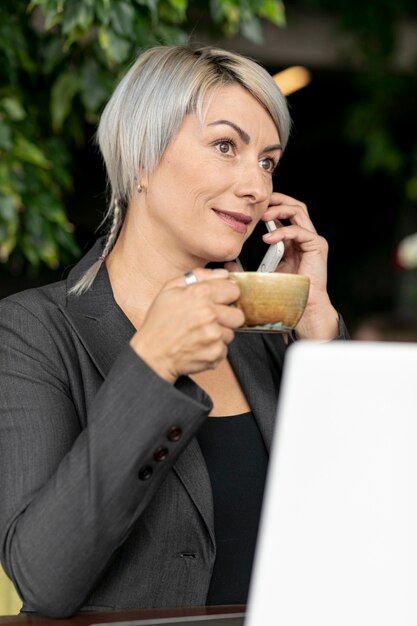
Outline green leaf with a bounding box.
[110,1,136,38]
[210,0,240,34]
[0,162,11,192]
[20,235,41,267]
[51,71,82,132]
[0,120,13,151]
[44,137,73,191]
[135,0,158,22]
[258,0,286,27]
[361,127,402,175]
[80,60,111,112]
[164,0,187,22]
[12,135,51,169]
[40,37,67,75]
[0,97,26,121]
[62,0,94,34]
[241,16,264,44]
[39,236,60,268]
[98,26,132,64]
[95,0,112,25]
[153,22,188,45]
[405,177,417,202]
[31,2,63,32]
[0,193,19,261]
[0,193,17,223]
[54,225,80,257]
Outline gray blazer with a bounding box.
[0,241,347,618]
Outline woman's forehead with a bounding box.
[199,84,280,141]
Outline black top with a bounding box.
[197,412,268,605]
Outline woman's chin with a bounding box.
[196,241,243,268]
[209,246,243,265]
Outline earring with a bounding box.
[137,183,142,193]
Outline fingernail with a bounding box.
[211,268,229,277]
[263,233,274,241]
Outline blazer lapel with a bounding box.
[228,332,280,451]
[172,332,282,543]
[172,434,215,546]
[60,245,135,378]
[173,331,282,541]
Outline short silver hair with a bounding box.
[71,45,291,295]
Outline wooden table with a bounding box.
[0,606,245,626]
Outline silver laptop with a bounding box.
[246,340,417,626]
[93,340,417,626]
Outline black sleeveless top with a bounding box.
[197,412,268,605]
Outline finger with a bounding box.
[168,267,229,290]
[264,192,314,230]
[213,303,245,330]
[263,204,317,235]
[204,344,229,370]
[263,224,328,253]
[190,267,230,282]
[223,260,242,272]
[268,192,310,215]
[187,279,241,307]
[222,326,236,344]
[264,201,313,224]
[199,323,236,347]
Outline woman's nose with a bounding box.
[234,162,271,204]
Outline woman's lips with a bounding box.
[212,209,252,235]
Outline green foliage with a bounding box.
[210,0,285,43]
[298,0,417,204]
[344,21,417,206]
[3,0,416,274]
[0,0,286,272]
[0,2,78,269]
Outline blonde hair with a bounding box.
[71,45,291,295]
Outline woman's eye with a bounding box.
[215,140,234,155]
[259,157,276,173]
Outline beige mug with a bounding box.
[228,272,310,331]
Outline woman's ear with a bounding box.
[136,169,149,193]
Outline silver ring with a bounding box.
[184,271,198,286]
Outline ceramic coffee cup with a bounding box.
[228,272,310,332]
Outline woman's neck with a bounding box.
[105,204,205,321]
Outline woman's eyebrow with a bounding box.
[207,119,282,152]
[264,143,282,153]
[207,120,250,144]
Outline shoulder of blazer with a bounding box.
[0,239,104,317]
[0,240,132,379]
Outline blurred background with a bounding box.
[1,0,417,614]
[1,0,417,332]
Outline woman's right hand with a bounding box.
[129,268,244,383]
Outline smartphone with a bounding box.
[257,221,284,272]
[217,221,284,272]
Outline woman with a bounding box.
[0,45,346,618]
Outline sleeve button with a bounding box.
[167,426,182,442]
[154,447,169,462]
[138,466,153,481]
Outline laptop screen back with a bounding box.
[246,341,417,626]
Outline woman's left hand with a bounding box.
[261,192,339,340]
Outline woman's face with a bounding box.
[142,83,282,268]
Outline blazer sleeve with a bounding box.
[0,298,212,617]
